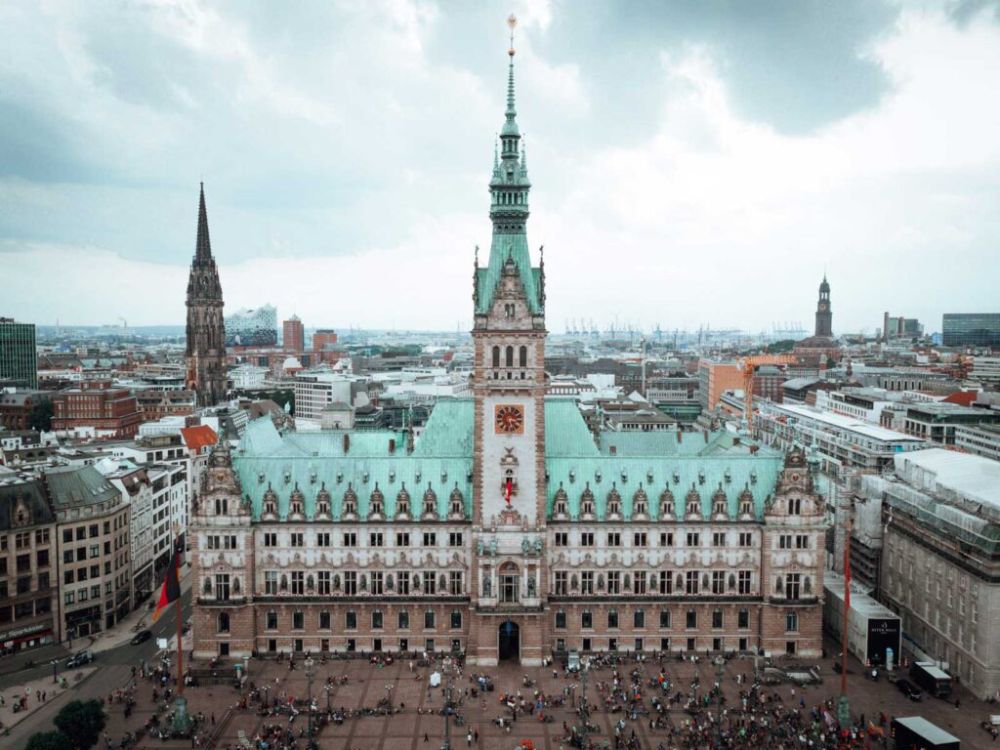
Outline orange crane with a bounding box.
[739,354,797,436]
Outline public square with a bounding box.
[59,638,993,750]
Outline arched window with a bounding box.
[218,613,230,633]
[519,346,527,367]
[492,346,500,367]
[505,346,514,367]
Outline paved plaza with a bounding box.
[66,639,991,750]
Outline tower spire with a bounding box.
[195,182,212,262]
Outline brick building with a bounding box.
[0,391,46,431]
[191,43,825,665]
[283,316,304,353]
[51,383,144,439]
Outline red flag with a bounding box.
[152,551,181,623]
[504,478,513,505]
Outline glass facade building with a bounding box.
[0,318,37,388]
[942,313,1000,347]
[225,305,278,347]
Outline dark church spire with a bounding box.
[815,274,832,338]
[185,183,227,406]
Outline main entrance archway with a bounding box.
[498,621,520,661]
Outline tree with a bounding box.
[28,397,53,431]
[27,732,70,750]
[53,700,106,750]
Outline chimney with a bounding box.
[389,438,396,454]
[676,431,682,443]
[342,434,350,454]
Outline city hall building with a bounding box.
[190,43,825,666]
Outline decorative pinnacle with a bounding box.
[507,14,517,57]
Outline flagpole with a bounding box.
[177,546,184,695]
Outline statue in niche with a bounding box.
[482,573,492,597]
[527,576,536,597]
[533,537,543,555]
[477,540,485,556]
[489,537,498,556]
[521,537,531,554]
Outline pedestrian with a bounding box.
[211,713,216,726]
[424,733,429,743]
[466,730,472,746]
[474,729,479,743]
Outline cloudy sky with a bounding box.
[2,0,999,335]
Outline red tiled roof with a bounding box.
[943,391,978,406]
[180,425,218,452]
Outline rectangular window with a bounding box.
[266,611,278,629]
[581,532,594,547]
[581,571,594,595]
[785,573,801,600]
[581,610,593,629]
[396,532,410,547]
[290,571,304,596]
[343,533,357,547]
[346,611,357,629]
[344,571,357,595]
[318,571,331,595]
[633,572,646,595]
[795,535,809,549]
[423,571,436,595]
[450,610,462,629]
[215,573,231,601]
[555,611,566,629]
[554,571,568,596]
[422,532,437,547]
[712,610,723,629]
[738,532,753,547]
[398,610,410,629]
[293,611,304,630]
[685,571,699,595]
[608,610,619,628]
[372,611,384,630]
[607,532,621,547]
[371,572,384,596]
[738,609,750,629]
[659,610,671,629]
[660,532,674,547]
[448,532,463,547]
[449,571,463,595]
[633,532,647,547]
[319,611,331,629]
[738,571,752,595]
[370,532,384,547]
[608,570,621,595]
[424,610,435,629]
[712,571,725,595]
[398,572,410,595]
[265,571,278,595]
[785,612,799,632]
[554,532,568,547]
[779,534,792,550]
[634,610,645,628]
[291,532,305,547]
[659,570,673,594]
[712,532,726,547]
[686,532,699,547]
[317,533,331,547]
[685,610,697,629]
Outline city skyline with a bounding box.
[3,1,1000,332]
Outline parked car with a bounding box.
[131,629,152,645]
[567,649,581,673]
[65,650,94,668]
[896,679,923,701]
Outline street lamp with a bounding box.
[305,656,316,745]
[385,683,393,711]
[51,659,58,684]
[441,656,454,750]
[580,657,591,734]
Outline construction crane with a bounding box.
[739,354,797,437]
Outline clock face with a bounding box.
[494,404,525,435]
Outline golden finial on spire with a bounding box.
[507,14,517,57]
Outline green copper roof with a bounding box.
[235,399,785,524]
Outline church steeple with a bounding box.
[185,183,227,406]
[815,274,832,338]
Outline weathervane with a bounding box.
[507,13,517,57]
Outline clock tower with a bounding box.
[814,274,832,338]
[468,17,548,665]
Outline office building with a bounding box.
[0,318,38,389]
[942,313,1000,348]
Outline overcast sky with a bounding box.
[2,0,999,335]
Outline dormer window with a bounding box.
[787,497,802,516]
[396,485,411,517]
[449,485,464,517]
[289,485,304,517]
[739,487,753,517]
[712,486,727,517]
[660,488,675,519]
[633,485,648,518]
[263,485,278,518]
[606,485,622,518]
[553,483,568,518]
[580,484,595,517]
[343,484,358,517]
[316,484,331,517]
[423,484,437,518]
[369,484,384,518]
